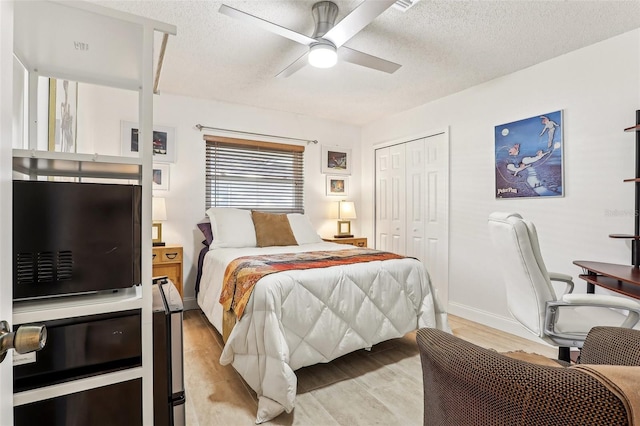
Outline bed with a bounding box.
[195,208,449,423]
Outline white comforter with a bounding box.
[197,242,448,423]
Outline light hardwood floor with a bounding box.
[182,310,557,426]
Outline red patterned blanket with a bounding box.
[219,248,405,319]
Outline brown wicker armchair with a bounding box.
[417,326,640,426]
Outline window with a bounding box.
[205,135,304,213]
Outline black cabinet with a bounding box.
[14,378,142,426]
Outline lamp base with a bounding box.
[333,234,354,239]
[152,242,166,247]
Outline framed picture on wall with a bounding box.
[494,110,564,199]
[321,145,351,175]
[121,121,176,163]
[326,175,349,196]
[153,163,170,191]
[48,78,78,153]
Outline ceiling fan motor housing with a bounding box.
[312,1,339,38]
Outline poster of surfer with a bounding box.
[495,110,563,199]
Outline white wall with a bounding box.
[361,30,640,337]
[75,88,361,309]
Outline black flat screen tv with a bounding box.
[13,180,142,301]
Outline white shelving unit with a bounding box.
[13,287,143,324]
[11,1,176,423]
[12,149,143,180]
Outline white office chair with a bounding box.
[488,212,640,361]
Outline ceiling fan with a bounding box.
[219,0,402,77]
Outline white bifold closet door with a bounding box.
[376,143,405,254]
[375,132,449,306]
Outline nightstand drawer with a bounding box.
[351,238,367,248]
[153,246,183,263]
[152,245,184,298]
[323,237,367,248]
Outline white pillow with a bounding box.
[287,213,323,245]
[205,207,257,249]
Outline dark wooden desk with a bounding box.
[573,260,640,300]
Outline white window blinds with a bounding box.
[205,135,304,213]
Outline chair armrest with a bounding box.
[416,328,628,425]
[562,293,640,312]
[562,293,640,328]
[545,296,640,346]
[581,326,640,365]
[549,271,574,294]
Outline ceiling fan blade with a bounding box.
[339,46,401,74]
[276,51,309,78]
[219,4,316,46]
[323,0,397,48]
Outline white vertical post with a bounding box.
[0,0,15,423]
[139,22,155,424]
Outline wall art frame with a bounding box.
[321,145,351,175]
[121,120,176,163]
[495,110,564,199]
[152,163,170,191]
[326,175,349,196]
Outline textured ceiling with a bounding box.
[94,0,640,126]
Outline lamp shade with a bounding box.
[152,197,167,221]
[338,201,357,220]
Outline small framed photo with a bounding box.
[326,175,349,196]
[321,145,351,175]
[153,163,170,191]
[121,121,176,163]
[152,223,163,245]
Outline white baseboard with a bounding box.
[447,301,550,345]
[183,296,199,311]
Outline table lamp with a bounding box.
[152,197,167,247]
[335,200,356,238]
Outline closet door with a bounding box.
[389,144,406,254]
[375,147,391,251]
[375,144,406,255]
[405,139,426,261]
[424,132,449,305]
[375,132,449,307]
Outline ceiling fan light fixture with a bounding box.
[308,43,337,68]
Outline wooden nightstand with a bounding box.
[323,237,367,248]
[152,244,183,298]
